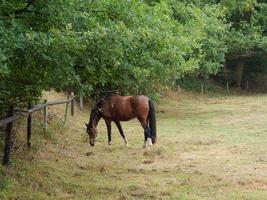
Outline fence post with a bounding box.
[27,103,32,149]
[43,99,48,133]
[71,92,75,116]
[201,82,204,94]
[3,105,14,166]
[226,82,229,91]
[178,84,181,93]
[64,103,69,123]
[79,96,83,110]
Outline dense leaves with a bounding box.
[0,0,266,115]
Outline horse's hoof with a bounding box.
[147,138,153,146]
[108,142,112,145]
[124,139,128,146]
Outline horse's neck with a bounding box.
[96,96,113,108]
[95,99,104,109]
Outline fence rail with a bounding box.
[0,92,75,166]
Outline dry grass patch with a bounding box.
[1,91,267,199]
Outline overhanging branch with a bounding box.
[227,48,264,61]
[14,0,35,15]
[0,0,35,17]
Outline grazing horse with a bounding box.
[85,95,156,147]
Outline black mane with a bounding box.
[88,105,102,128]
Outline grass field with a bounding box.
[1,91,267,200]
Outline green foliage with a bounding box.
[0,0,266,113]
[168,1,228,77]
[221,0,267,57]
[0,0,228,109]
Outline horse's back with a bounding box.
[103,95,149,121]
[109,95,149,103]
[130,95,149,107]
[113,95,149,108]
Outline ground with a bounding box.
[1,91,267,200]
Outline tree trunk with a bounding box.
[235,60,245,88]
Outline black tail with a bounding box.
[148,100,157,144]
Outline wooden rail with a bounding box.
[0,92,75,166]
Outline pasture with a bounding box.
[1,91,267,200]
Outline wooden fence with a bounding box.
[0,92,75,166]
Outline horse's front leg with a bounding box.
[105,120,112,145]
[114,121,128,146]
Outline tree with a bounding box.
[222,0,267,87]
[2,0,265,118]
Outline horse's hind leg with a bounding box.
[143,118,149,147]
[143,130,150,148]
[115,121,128,145]
[139,118,152,148]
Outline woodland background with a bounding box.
[0,0,266,115]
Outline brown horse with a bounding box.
[85,95,156,147]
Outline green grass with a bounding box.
[1,91,267,199]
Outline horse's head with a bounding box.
[85,107,102,146]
